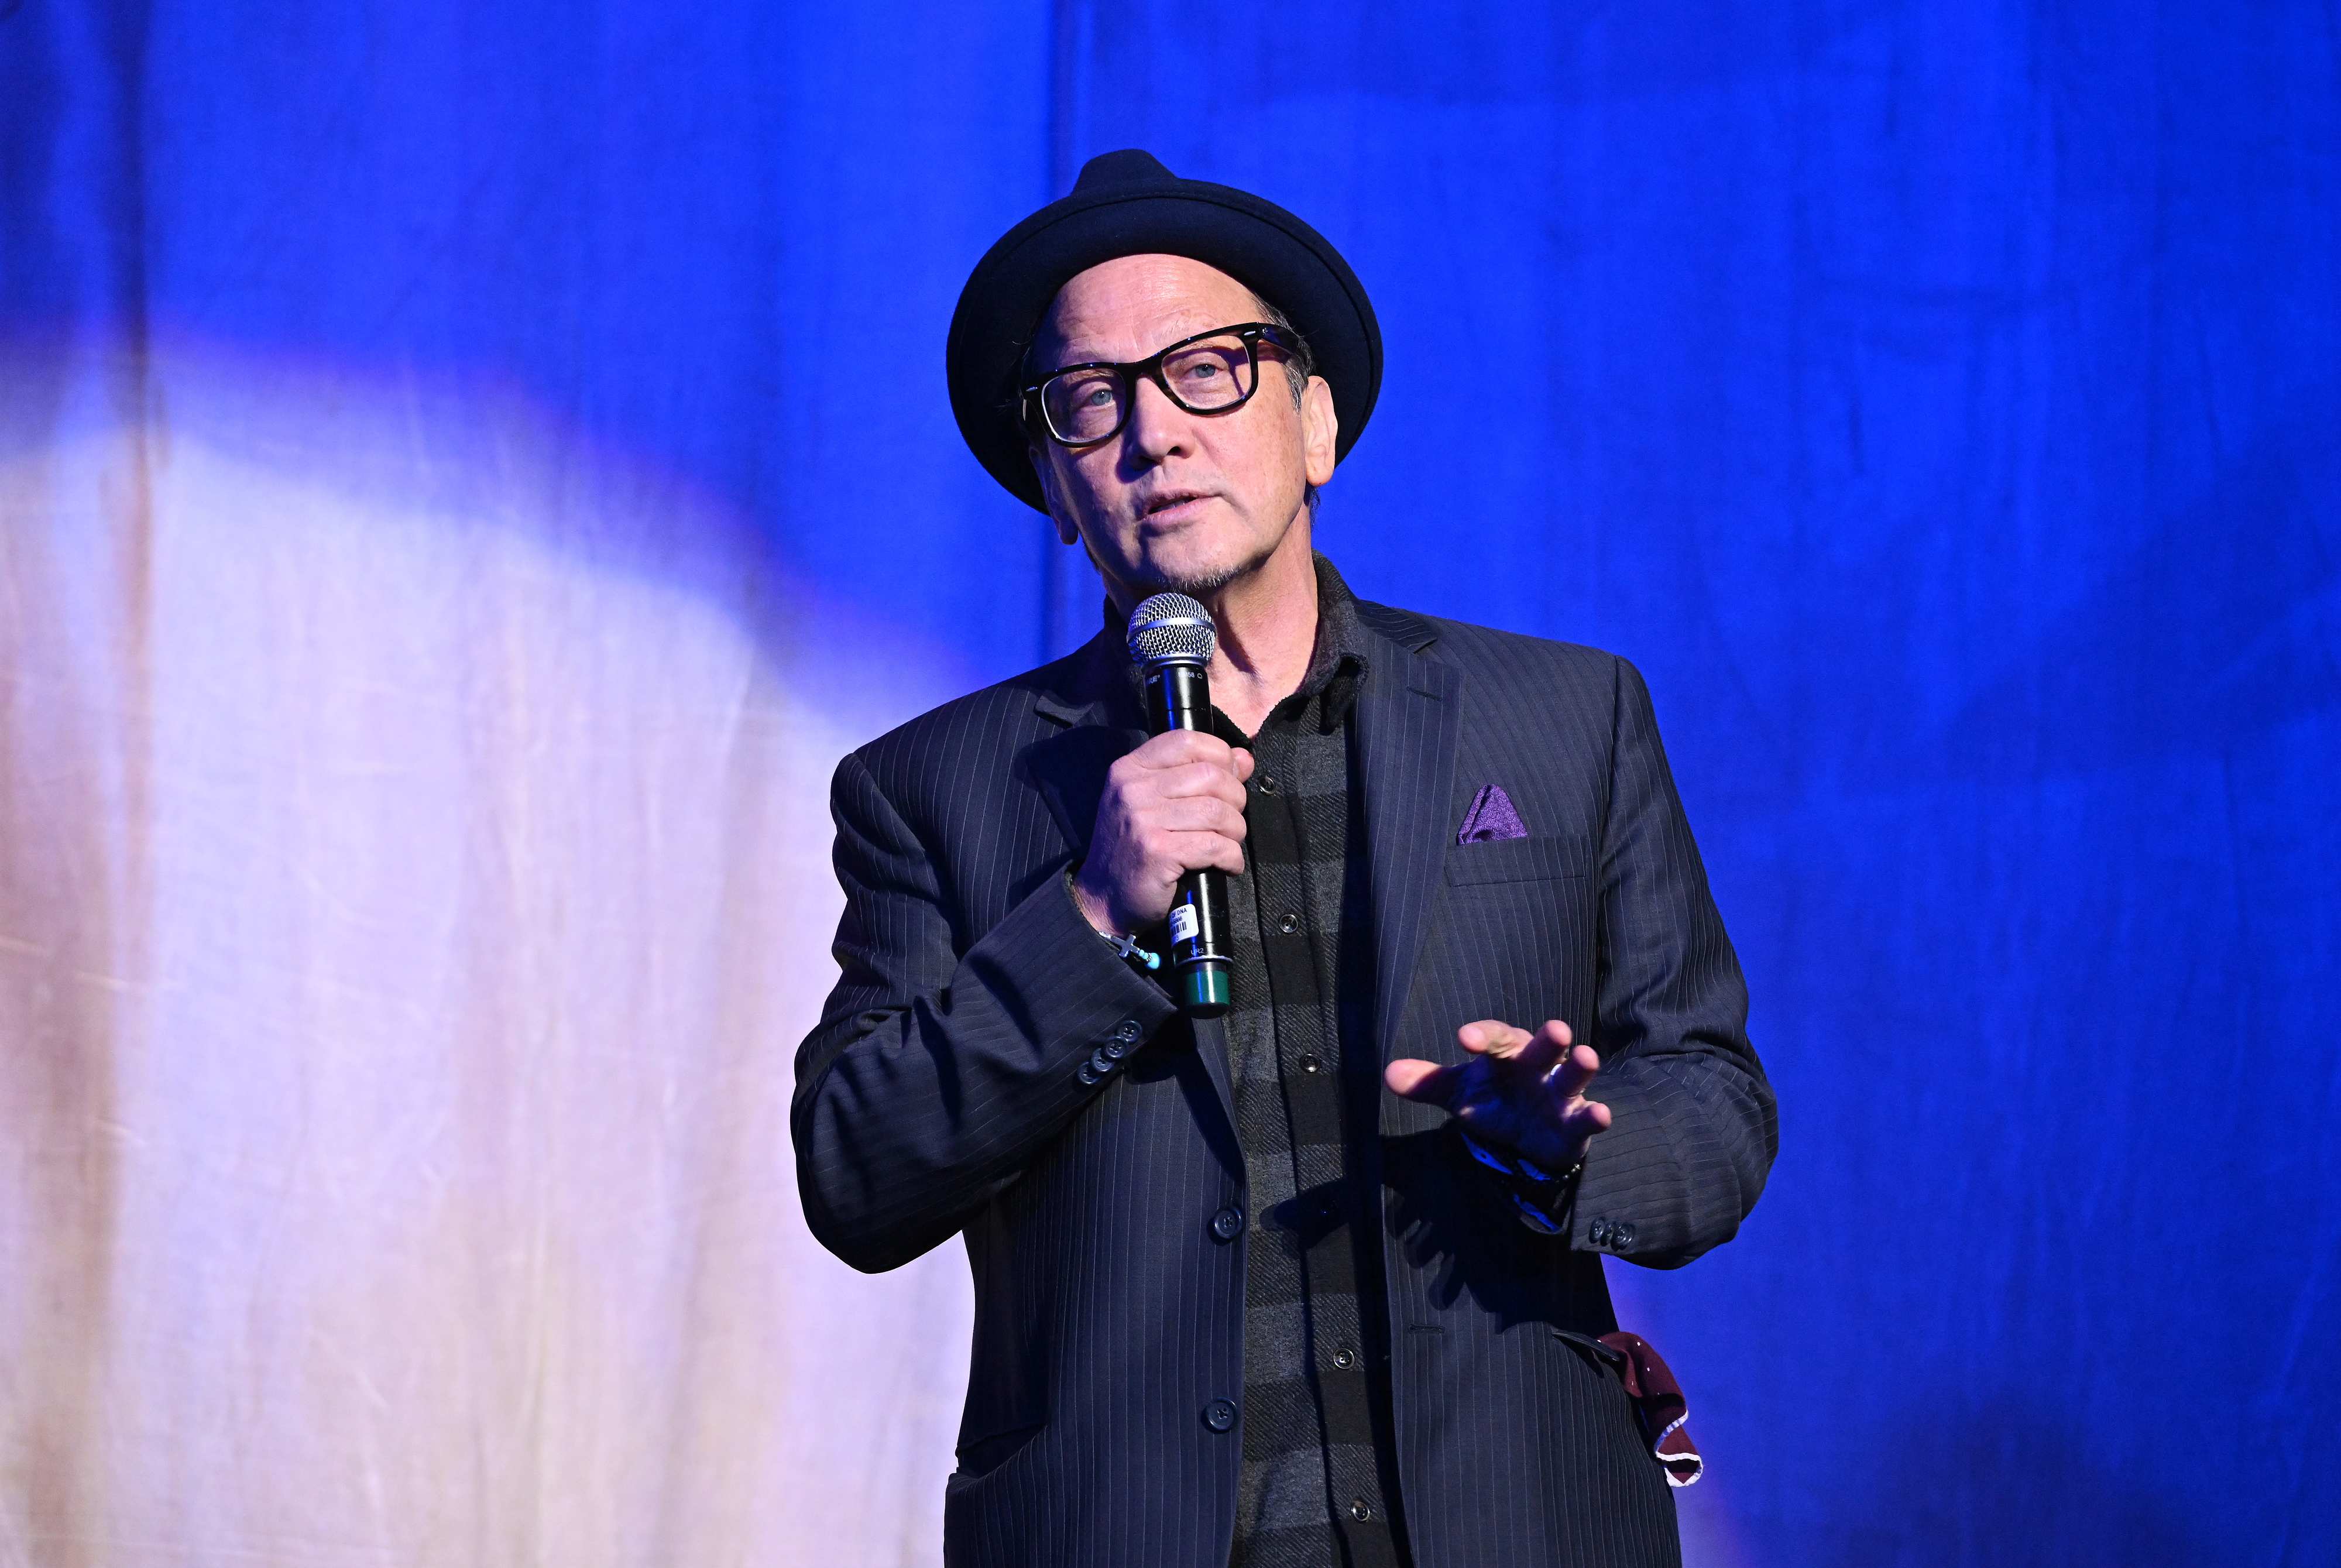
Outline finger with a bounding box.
[1456,1019,1532,1057]
[1536,1094,1611,1171]
[1130,729,1234,771]
[1206,833,1250,875]
[1544,1042,1600,1100]
[1145,796,1250,838]
[1548,1094,1612,1147]
[1384,1058,1460,1106]
[1151,760,1254,807]
[1151,829,1250,877]
[1231,747,1255,783]
[1513,1020,1574,1078]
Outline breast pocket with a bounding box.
[1444,834,1590,886]
[1436,836,1596,1031]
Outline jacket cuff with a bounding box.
[1564,1068,1714,1259]
[977,859,1177,1048]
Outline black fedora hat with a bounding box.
[946,149,1382,514]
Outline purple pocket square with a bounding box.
[1458,784,1528,844]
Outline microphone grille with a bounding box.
[1128,592,1217,666]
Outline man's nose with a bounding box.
[1119,374,1193,463]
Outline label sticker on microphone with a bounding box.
[1169,904,1199,943]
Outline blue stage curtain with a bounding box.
[2,2,2333,1564]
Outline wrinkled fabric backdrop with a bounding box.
[2,2,2335,1564]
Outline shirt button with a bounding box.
[1257,774,1279,794]
[1211,1205,1244,1241]
[1299,1055,1322,1074]
[1203,1399,1238,1432]
[1277,912,1299,934]
[1349,1500,1372,1522]
[1331,1348,1356,1370]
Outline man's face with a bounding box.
[1027,254,1337,606]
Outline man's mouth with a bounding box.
[1140,490,1210,519]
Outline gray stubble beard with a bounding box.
[1101,510,1302,605]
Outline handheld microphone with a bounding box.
[1127,592,1233,1018]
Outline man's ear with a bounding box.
[1300,376,1338,489]
[1029,444,1082,545]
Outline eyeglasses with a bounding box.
[1021,322,1305,447]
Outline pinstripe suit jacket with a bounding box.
[794,595,1775,1568]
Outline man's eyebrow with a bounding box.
[1028,340,1120,374]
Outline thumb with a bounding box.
[1384,1058,1457,1106]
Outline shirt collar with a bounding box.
[1296,553,1372,704]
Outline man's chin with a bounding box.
[1155,561,1244,599]
[1129,539,1283,603]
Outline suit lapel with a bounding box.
[1021,629,1142,858]
[1354,621,1463,1069]
[1021,722,1132,862]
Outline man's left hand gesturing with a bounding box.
[1384,1019,1612,1174]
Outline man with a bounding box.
[793,150,1774,1568]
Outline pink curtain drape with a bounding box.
[1,338,972,1566]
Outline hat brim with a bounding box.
[946,173,1381,514]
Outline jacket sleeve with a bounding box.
[1567,656,1777,1268]
[791,748,1180,1273]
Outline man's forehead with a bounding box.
[1037,254,1259,355]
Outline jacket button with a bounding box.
[1615,1220,1636,1250]
[1349,1500,1373,1522]
[1277,912,1300,934]
[1111,1018,1142,1045]
[1331,1348,1356,1370]
[1203,1398,1238,1432]
[1588,1219,1611,1246]
[1076,1061,1104,1086]
[1211,1206,1244,1241]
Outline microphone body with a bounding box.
[1128,595,1234,1018]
